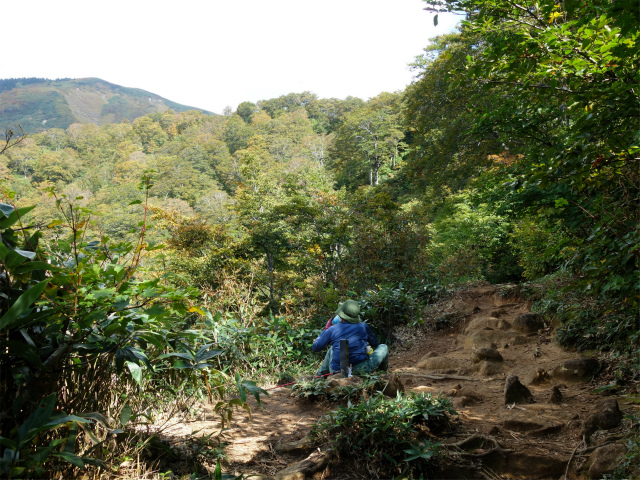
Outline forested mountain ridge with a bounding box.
[0,77,214,133]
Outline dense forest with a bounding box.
[0,79,73,94]
[0,0,638,478]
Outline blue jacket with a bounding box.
[312,322,379,372]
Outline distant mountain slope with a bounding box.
[0,77,215,134]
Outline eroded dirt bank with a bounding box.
[156,284,638,480]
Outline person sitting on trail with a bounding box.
[312,300,388,376]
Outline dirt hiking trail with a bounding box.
[159,284,638,480]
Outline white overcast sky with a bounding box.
[3,0,460,114]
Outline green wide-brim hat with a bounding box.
[335,300,361,324]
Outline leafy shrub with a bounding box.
[325,375,389,402]
[0,393,105,479]
[510,216,574,280]
[342,189,431,293]
[426,192,523,287]
[290,377,330,401]
[291,374,388,402]
[0,179,266,476]
[531,277,639,356]
[201,310,319,381]
[555,308,639,354]
[360,284,424,340]
[310,392,455,478]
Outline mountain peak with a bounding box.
[0,77,214,134]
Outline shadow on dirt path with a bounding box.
[159,284,639,479]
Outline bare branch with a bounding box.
[1,125,27,155]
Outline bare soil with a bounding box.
[156,284,639,479]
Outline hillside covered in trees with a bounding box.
[0,0,638,478]
[0,77,214,134]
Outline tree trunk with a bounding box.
[373,157,380,186]
[265,251,275,302]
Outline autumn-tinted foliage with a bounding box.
[1,11,638,472]
[418,0,639,299]
[400,0,639,356]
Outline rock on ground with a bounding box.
[513,313,546,333]
[504,375,534,404]
[587,443,626,480]
[551,358,600,383]
[472,346,504,363]
[582,398,623,441]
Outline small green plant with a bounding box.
[602,411,640,480]
[326,374,389,402]
[290,377,329,400]
[213,373,268,428]
[310,392,455,477]
[530,276,639,357]
[360,284,422,336]
[0,394,105,479]
[291,374,389,402]
[199,310,318,382]
[211,459,247,480]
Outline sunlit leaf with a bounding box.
[126,361,143,386]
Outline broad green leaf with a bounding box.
[0,205,36,229]
[139,332,166,350]
[3,447,18,462]
[82,457,107,468]
[45,415,91,426]
[81,412,110,429]
[4,249,35,270]
[238,379,269,407]
[126,361,143,386]
[0,202,14,216]
[0,280,48,331]
[158,352,194,361]
[0,436,17,449]
[195,349,224,363]
[126,347,153,371]
[10,467,25,476]
[241,402,253,423]
[0,243,9,262]
[53,451,85,468]
[14,261,59,274]
[78,310,107,329]
[120,404,132,426]
[92,288,116,299]
[13,249,36,260]
[17,393,56,445]
[104,322,123,337]
[6,341,45,369]
[213,460,222,480]
[115,348,126,373]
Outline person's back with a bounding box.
[312,321,378,371]
[312,299,389,375]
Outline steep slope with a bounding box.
[0,77,214,134]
